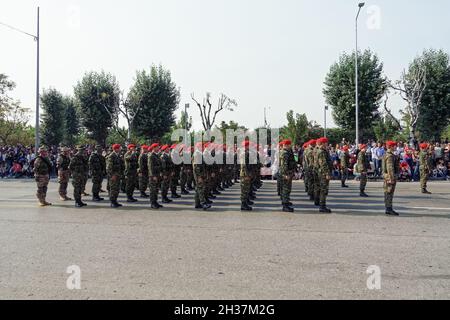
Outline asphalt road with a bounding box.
[0,179,449,300]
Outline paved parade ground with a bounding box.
[0,179,449,300]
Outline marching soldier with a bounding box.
[124,144,139,202]
[138,145,150,198]
[57,146,72,201]
[33,146,53,207]
[339,145,350,188]
[106,144,123,208]
[89,145,105,202]
[279,139,296,212]
[314,137,332,213]
[383,141,400,216]
[69,146,89,208]
[357,144,370,197]
[240,140,253,211]
[419,143,432,194]
[193,142,211,210]
[148,143,163,209]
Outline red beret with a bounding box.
[170,143,178,150]
[282,139,292,146]
[160,145,169,151]
[112,144,121,151]
[148,143,159,151]
[386,141,397,148]
[141,145,148,150]
[127,144,136,150]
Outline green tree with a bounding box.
[74,71,120,146]
[414,49,450,141]
[41,88,65,146]
[323,50,387,140]
[280,111,310,145]
[128,65,180,141]
[63,96,80,146]
[0,74,16,117]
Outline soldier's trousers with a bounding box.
[108,175,120,202]
[194,175,207,205]
[341,168,348,185]
[139,174,149,193]
[240,176,251,203]
[82,175,88,193]
[149,176,161,203]
[35,174,49,203]
[161,176,170,199]
[125,173,137,197]
[384,181,396,208]
[120,176,126,193]
[170,174,178,194]
[281,175,293,204]
[360,173,367,191]
[91,175,103,196]
[420,168,428,190]
[72,175,84,202]
[276,173,281,196]
[58,170,70,197]
[314,175,329,206]
[180,168,188,190]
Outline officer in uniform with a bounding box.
[314,137,332,213]
[124,144,139,202]
[138,145,150,198]
[279,139,296,212]
[339,145,350,188]
[106,144,123,208]
[89,145,105,202]
[148,143,163,209]
[169,143,182,199]
[193,142,211,210]
[419,143,432,194]
[357,144,370,197]
[306,140,317,201]
[33,146,53,206]
[69,146,89,208]
[57,146,72,201]
[383,141,400,216]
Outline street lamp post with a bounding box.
[184,103,190,146]
[0,7,40,152]
[324,105,329,138]
[355,2,365,146]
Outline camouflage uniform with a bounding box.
[314,145,333,210]
[193,150,209,209]
[69,148,89,206]
[382,149,400,214]
[240,148,252,209]
[124,149,139,201]
[56,151,71,200]
[304,146,315,199]
[160,151,173,202]
[34,154,52,206]
[279,146,297,210]
[89,147,106,200]
[339,150,350,187]
[170,151,181,198]
[106,150,122,206]
[419,150,431,192]
[148,150,163,207]
[138,151,149,197]
[357,149,370,195]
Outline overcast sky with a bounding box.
[1,0,449,131]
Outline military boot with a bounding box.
[127,196,138,203]
[319,206,332,213]
[111,201,122,208]
[385,208,399,216]
[93,194,104,202]
[140,192,150,198]
[360,191,369,197]
[241,202,253,211]
[341,182,348,188]
[246,199,254,206]
[421,189,432,194]
[162,197,172,204]
[75,200,85,208]
[202,202,212,210]
[150,201,161,209]
[282,205,294,213]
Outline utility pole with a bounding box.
[324,105,329,138]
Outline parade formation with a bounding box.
[31,138,437,217]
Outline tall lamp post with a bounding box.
[184,103,190,146]
[324,105,329,138]
[355,2,365,146]
[0,7,40,152]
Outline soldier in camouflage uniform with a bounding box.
[179,145,192,195]
[124,144,139,202]
[419,143,432,194]
[138,145,150,198]
[240,140,253,211]
[148,143,163,209]
[193,143,211,210]
[57,147,72,201]
[279,139,296,212]
[339,145,350,188]
[89,145,106,202]
[106,144,123,208]
[357,144,370,197]
[169,144,182,199]
[314,137,332,213]
[383,141,400,216]
[120,149,126,194]
[304,140,317,200]
[33,146,53,206]
[160,145,173,204]
[69,146,89,208]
